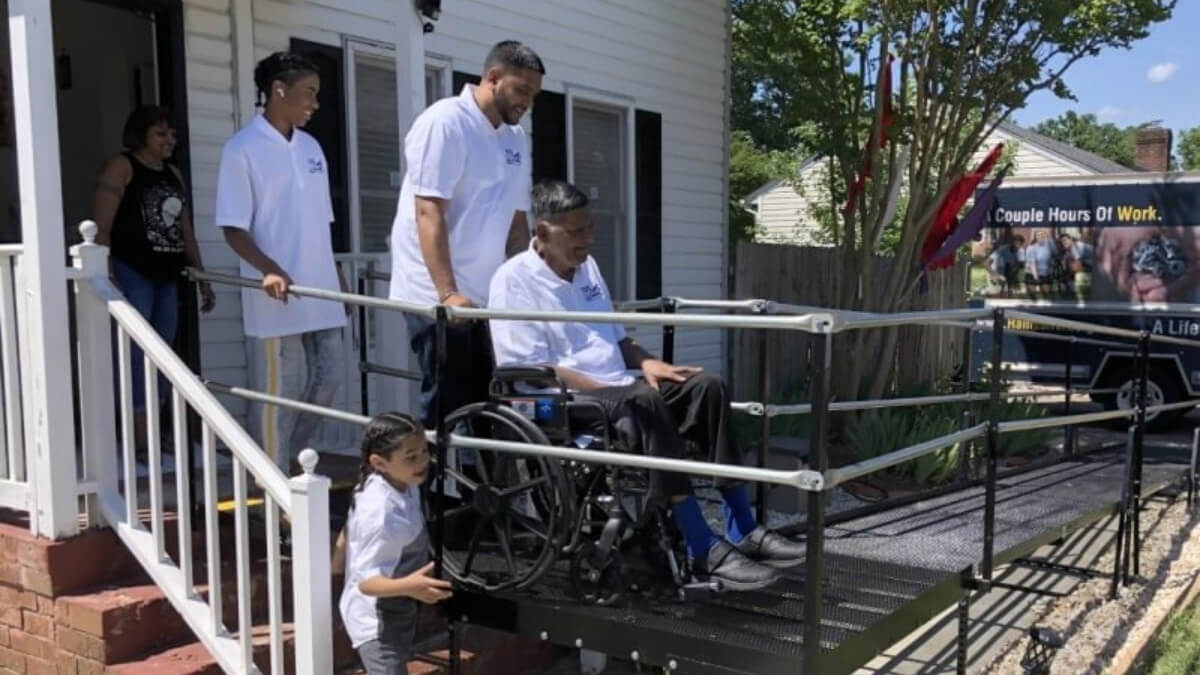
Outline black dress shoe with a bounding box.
[735,526,805,568]
[695,540,780,591]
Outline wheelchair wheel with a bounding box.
[428,402,575,592]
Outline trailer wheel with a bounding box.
[1102,365,1185,432]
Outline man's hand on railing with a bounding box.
[262,271,293,302]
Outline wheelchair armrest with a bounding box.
[490,365,568,397]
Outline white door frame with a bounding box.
[565,85,638,301]
[344,39,398,259]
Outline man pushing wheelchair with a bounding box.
[486,179,805,591]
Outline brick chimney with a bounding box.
[1135,127,1173,172]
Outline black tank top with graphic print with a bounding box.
[110,153,188,281]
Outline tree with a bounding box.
[729,131,793,245]
[1180,127,1200,171]
[1032,111,1140,168]
[733,0,1176,401]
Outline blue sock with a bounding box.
[671,497,717,559]
[721,484,758,544]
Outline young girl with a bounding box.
[334,413,452,674]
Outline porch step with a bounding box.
[55,559,281,667]
[108,623,474,675]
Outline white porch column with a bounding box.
[8,1,79,538]
[369,1,430,415]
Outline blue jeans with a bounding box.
[404,314,493,427]
[112,259,179,411]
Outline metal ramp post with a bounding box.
[803,329,832,673]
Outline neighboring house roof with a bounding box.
[741,156,820,205]
[743,122,1130,201]
[994,121,1130,174]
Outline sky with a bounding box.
[1010,2,1199,138]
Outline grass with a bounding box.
[1144,600,1200,675]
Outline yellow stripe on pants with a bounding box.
[262,337,279,464]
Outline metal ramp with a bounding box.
[446,451,1188,675]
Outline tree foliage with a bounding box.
[1180,127,1200,172]
[732,0,1175,398]
[729,131,793,244]
[1032,111,1157,169]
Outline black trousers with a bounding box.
[570,373,742,498]
[405,314,494,428]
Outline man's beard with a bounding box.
[496,95,521,125]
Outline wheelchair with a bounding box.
[428,366,721,605]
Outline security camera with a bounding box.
[415,0,441,21]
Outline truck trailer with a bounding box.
[968,171,1200,430]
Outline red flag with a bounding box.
[843,55,897,218]
[921,143,1004,270]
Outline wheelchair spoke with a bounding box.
[462,418,493,485]
[461,517,489,577]
[444,503,474,521]
[508,510,550,543]
[499,475,548,498]
[444,466,478,492]
[492,520,517,574]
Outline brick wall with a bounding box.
[0,519,141,675]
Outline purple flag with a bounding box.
[926,165,1010,269]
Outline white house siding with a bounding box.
[426,0,730,373]
[754,161,830,245]
[754,126,1094,247]
[969,127,1091,179]
[183,0,731,426]
[182,0,248,418]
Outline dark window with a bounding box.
[634,110,662,301]
[290,38,350,253]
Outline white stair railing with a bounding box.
[70,221,332,675]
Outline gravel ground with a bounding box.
[983,494,1200,675]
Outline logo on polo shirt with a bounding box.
[505,149,522,166]
[581,283,603,302]
[307,157,324,174]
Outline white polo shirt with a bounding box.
[488,245,634,387]
[216,115,346,338]
[389,84,532,307]
[338,474,427,648]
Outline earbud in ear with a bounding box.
[277,89,285,97]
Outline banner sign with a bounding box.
[970,181,1200,305]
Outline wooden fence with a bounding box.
[730,242,969,401]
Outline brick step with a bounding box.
[54,559,282,668]
[106,623,473,675]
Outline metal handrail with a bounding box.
[733,387,1106,418]
[187,269,438,318]
[1007,310,1199,349]
[208,380,826,491]
[206,381,372,426]
[837,307,994,331]
[825,424,988,488]
[189,269,834,333]
[997,408,1135,434]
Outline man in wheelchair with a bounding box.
[486,180,803,591]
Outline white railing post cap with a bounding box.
[79,219,98,244]
[298,448,319,475]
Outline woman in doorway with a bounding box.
[92,105,215,449]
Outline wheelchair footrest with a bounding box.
[677,579,720,602]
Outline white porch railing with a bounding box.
[0,245,27,514]
[70,222,333,675]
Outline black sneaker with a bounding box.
[695,540,779,591]
[735,527,805,569]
